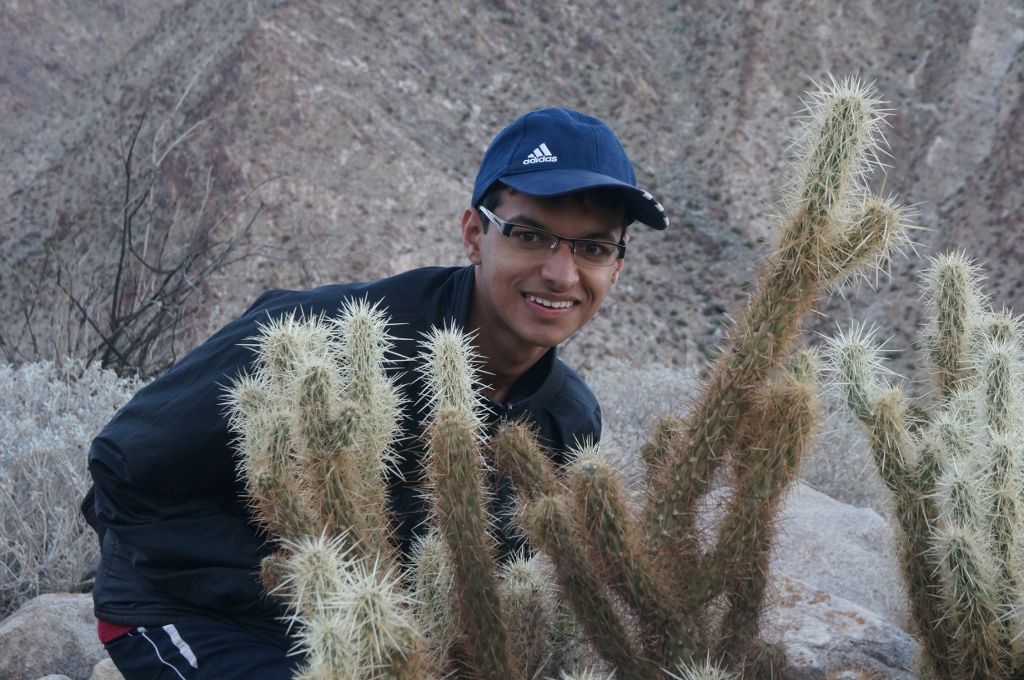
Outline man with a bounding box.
[85,107,668,678]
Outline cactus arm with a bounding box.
[500,556,561,679]
[237,409,315,542]
[971,335,1023,674]
[294,396,383,557]
[489,423,656,676]
[639,412,686,487]
[921,253,986,399]
[332,298,404,527]
[827,329,961,677]
[417,327,519,677]
[488,420,562,500]
[523,494,657,680]
[792,77,884,224]
[713,356,818,667]
[932,523,1009,678]
[225,367,315,543]
[427,409,519,680]
[569,448,697,665]
[822,196,907,285]
[409,531,458,665]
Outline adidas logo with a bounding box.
[522,143,558,165]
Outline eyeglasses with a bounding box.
[477,206,626,267]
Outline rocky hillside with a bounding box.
[2,0,1022,377]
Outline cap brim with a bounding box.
[500,169,669,230]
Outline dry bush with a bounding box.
[0,360,140,618]
[2,81,266,380]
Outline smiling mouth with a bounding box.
[525,293,575,309]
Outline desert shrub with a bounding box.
[1,102,262,380]
[0,360,141,618]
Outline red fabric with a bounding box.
[97,619,135,644]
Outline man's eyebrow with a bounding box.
[503,213,549,230]
[504,213,622,241]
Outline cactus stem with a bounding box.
[426,408,518,680]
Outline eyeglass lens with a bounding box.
[506,226,619,266]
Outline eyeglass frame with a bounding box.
[476,205,627,267]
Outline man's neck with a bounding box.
[467,311,548,405]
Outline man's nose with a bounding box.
[540,239,580,288]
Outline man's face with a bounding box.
[461,189,625,360]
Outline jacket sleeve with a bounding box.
[87,300,274,609]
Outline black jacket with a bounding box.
[86,265,601,632]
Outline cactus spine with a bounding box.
[225,76,909,678]
[828,252,1024,678]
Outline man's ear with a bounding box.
[461,207,483,265]
[610,256,624,284]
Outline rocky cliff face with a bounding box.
[2,0,1021,375]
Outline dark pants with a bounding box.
[104,618,303,679]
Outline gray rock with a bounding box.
[692,480,912,633]
[36,676,73,680]
[765,574,919,679]
[88,659,123,680]
[0,593,104,680]
[772,483,909,631]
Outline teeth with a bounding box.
[527,294,573,309]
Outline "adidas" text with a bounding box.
[523,143,557,165]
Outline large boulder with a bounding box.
[765,574,919,679]
[0,593,104,680]
[772,482,909,630]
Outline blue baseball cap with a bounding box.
[471,108,668,230]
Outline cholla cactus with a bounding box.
[488,75,901,676]
[644,75,905,584]
[490,350,820,676]
[226,75,909,679]
[418,325,519,680]
[226,302,422,679]
[827,252,1024,679]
